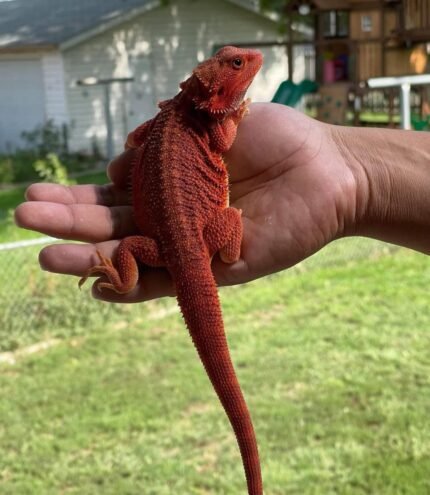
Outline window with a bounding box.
[361,14,373,32]
[322,10,349,38]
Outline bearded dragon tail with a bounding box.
[174,259,262,495]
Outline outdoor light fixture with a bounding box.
[298,1,311,15]
[76,76,134,87]
[77,76,98,86]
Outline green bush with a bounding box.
[2,150,40,184]
[33,153,76,186]
[21,119,64,156]
[0,121,102,186]
[0,157,14,183]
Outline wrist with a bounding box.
[330,124,430,253]
[323,124,370,239]
[329,124,372,236]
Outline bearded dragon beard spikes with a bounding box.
[79,46,264,494]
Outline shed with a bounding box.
[285,0,430,126]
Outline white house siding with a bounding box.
[62,0,302,155]
[41,52,69,126]
[0,51,69,152]
[0,55,46,152]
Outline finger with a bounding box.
[15,202,136,242]
[39,241,120,275]
[92,257,250,303]
[107,148,136,188]
[38,241,247,304]
[91,269,175,303]
[25,182,130,207]
[37,217,257,281]
[37,239,253,304]
[39,241,175,302]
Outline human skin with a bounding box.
[14,102,430,303]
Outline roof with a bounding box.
[0,0,162,49]
[0,0,261,50]
[313,0,395,9]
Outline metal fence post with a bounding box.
[400,82,411,130]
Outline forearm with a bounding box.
[332,125,430,254]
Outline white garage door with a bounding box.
[0,59,45,152]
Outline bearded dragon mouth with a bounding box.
[207,105,238,116]
[204,89,247,117]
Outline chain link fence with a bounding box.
[0,237,142,352]
[0,235,401,353]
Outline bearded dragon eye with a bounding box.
[232,58,243,69]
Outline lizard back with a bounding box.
[132,98,229,266]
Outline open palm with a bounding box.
[15,103,353,302]
[220,103,353,284]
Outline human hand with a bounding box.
[15,103,357,302]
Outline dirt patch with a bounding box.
[0,338,60,365]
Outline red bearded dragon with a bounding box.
[79,46,264,494]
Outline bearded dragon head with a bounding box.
[181,46,263,118]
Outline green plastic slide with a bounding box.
[272,79,318,107]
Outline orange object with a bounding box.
[80,46,264,495]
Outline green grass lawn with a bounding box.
[1,247,429,494]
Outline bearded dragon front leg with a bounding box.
[204,208,243,263]
[125,119,154,149]
[79,236,163,294]
[209,98,251,153]
[234,97,251,121]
